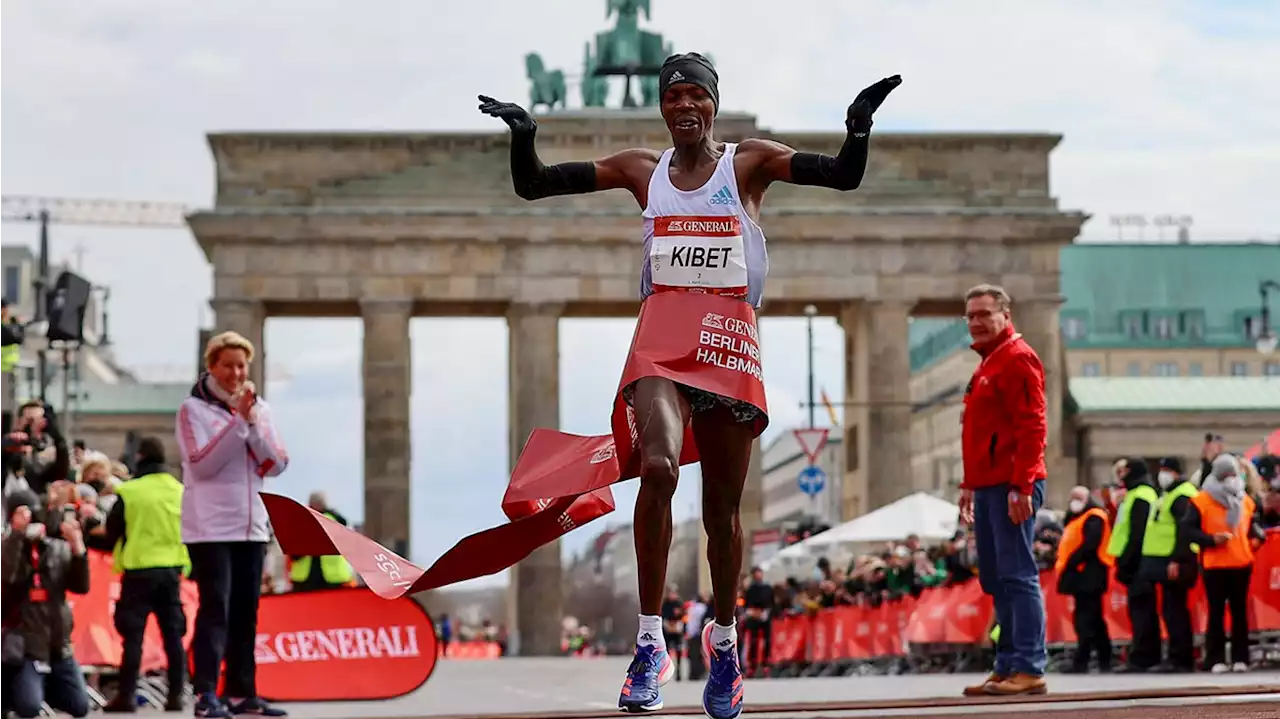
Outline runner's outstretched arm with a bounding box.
[743,75,902,192]
[478,94,654,201]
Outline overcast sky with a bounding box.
[3,0,1276,590]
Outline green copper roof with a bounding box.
[1069,377,1280,413]
[1060,243,1280,349]
[910,242,1280,372]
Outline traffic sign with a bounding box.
[793,428,830,464]
[797,465,827,496]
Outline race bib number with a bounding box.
[651,216,748,297]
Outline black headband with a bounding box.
[659,53,719,112]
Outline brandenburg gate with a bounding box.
[187,108,1084,655]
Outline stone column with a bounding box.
[361,299,413,558]
[210,298,266,393]
[506,303,563,656]
[837,303,870,520]
[866,301,914,510]
[1016,297,1068,507]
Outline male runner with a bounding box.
[479,53,899,718]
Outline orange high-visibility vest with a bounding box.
[1055,507,1114,575]
[1190,492,1257,570]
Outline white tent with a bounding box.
[763,492,960,574]
[805,491,960,548]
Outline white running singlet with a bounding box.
[640,143,769,309]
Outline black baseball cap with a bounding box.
[1159,457,1183,474]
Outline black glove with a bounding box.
[846,75,902,132]
[478,95,537,135]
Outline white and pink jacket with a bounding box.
[175,376,289,544]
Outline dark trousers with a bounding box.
[685,634,705,680]
[188,541,266,697]
[741,618,771,673]
[1125,578,1161,668]
[115,567,188,698]
[1203,566,1252,667]
[5,656,90,718]
[1070,592,1111,669]
[1158,580,1194,669]
[663,633,683,678]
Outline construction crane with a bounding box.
[1,195,194,228]
[2,196,202,407]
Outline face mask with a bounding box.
[1068,499,1085,514]
[1158,471,1176,489]
[1223,476,1245,495]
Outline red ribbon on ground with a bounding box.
[263,292,770,597]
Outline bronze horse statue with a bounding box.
[525,53,566,112]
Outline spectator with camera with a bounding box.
[178,331,289,718]
[3,401,70,498]
[1,492,91,718]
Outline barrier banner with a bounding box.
[253,588,437,702]
[68,551,199,672]
[768,530,1280,669]
[442,641,502,660]
[71,553,440,702]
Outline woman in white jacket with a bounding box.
[176,331,288,718]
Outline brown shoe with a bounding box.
[985,673,1047,696]
[962,673,1005,696]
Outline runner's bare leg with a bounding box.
[632,376,692,615]
[691,405,755,625]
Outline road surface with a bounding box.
[278,657,1280,718]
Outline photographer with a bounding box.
[3,401,71,497]
[1,493,92,718]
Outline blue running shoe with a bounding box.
[617,642,675,712]
[701,621,744,719]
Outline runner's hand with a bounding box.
[847,75,902,129]
[958,489,974,526]
[1166,561,1179,581]
[478,95,537,134]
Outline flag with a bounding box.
[820,388,840,428]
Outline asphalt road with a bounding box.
[277,658,1280,718]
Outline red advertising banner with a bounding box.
[70,552,439,702]
[253,588,437,702]
[766,530,1280,668]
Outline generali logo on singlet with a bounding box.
[651,215,748,298]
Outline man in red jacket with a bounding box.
[956,284,1048,697]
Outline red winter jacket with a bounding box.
[960,325,1047,495]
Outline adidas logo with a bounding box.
[709,185,735,206]
[715,638,734,648]
[640,632,658,641]
[668,70,685,85]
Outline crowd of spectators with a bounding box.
[771,531,996,614]
[726,439,1278,677]
[1,330,299,717]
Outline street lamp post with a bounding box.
[1257,280,1280,356]
[804,304,818,429]
[34,210,51,401]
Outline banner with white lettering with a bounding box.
[264,293,769,596]
[253,588,438,702]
